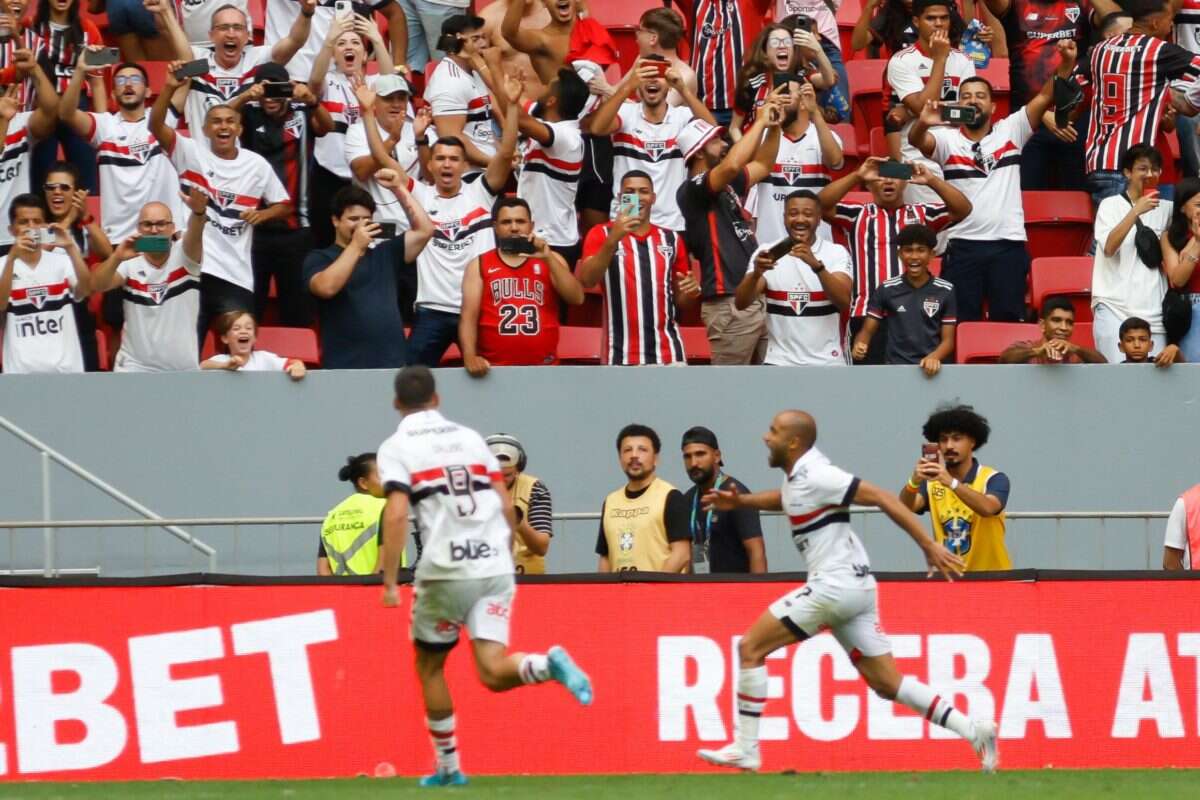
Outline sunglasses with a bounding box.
[114,75,146,86]
[43,182,73,192]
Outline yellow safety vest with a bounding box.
[926,464,1011,572]
[601,477,681,572]
[511,472,546,575]
[320,493,392,575]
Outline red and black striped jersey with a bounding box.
[691,0,768,113]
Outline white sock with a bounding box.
[735,665,768,750]
[518,653,551,684]
[427,715,460,773]
[895,676,975,740]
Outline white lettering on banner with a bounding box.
[657,637,726,741]
[129,627,239,763]
[927,634,994,740]
[999,633,1072,739]
[729,637,789,740]
[1179,634,1200,729]
[791,636,859,741]
[1112,633,1183,738]
[11,644,128,774]
[230,610,338,745]
[868,635,922,740]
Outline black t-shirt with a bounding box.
[239,103,316,230]
[866,273,957,364]
[594,484,691,556]
[681,475,763,573]
[677,169,758,298]
[302,240,410,369]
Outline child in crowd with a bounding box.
[201,310,307,380]
[1117,316,1182,368]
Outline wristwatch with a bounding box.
[949,478,960,491]
[811,260,825,274]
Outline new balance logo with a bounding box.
[896,304,906,312]
[450,539,496,561]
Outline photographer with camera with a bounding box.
[458,196,584,375]
[908,39,1077,322]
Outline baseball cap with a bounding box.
[677,118,724,163]
[253,62,290,84]
[681,426,722,456]
[441,13,486,38]
[374,73,410,97]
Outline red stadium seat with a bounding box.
[1073,321,1095,351]
[256,326,321,366]
[976,58,1011,119]
[1030,256,1093,321]
[955,321,1041,363]
[836,0,864,60]
[831,123,859,177]
[440,343,463,367]
[141,61,173,98]
[868,126,889,158]
[557,326,602,365]
[608,25,639,75]
[585,0,663,26]
[929,256,941,277]
[681,326,711,364]
[1023,191,1094,259]
[247,0,264,36]
[846,59,887,157]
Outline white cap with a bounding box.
[375,73,410,96]
[677,117,724,163]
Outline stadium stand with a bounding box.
[1030,257,1093,323]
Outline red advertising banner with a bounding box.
[0,578,1197,782]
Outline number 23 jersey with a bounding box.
[783,446,875,588]
[377,409,515,581]
[476,249,560,366]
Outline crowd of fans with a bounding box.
[1,0,1200,374]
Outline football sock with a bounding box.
[518,653,551,684]
[735,665,768,750]
[896,676,975,740]
[427,715,461,773]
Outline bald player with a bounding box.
[697,410,1000,773]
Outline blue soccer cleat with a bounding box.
[548,645,593,706]
[418,769,469,787]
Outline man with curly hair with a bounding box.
[899,403,1012,571]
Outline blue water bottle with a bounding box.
[962,19,992,70]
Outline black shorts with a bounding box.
[576,133,614,214]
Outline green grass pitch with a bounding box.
[0,771,1196,799]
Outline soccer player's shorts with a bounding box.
[767,580,891,661]
[411,575,516,651]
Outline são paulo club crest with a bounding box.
[1065,6,1080,23]
[25,286,47,309]
[941,516,972,555]
[438,218,462,240]
[148,282,168,304]
[788,290,811,314]
[923,299,941,317]
[216,190,237,209]
[656,243,676,261]
[619,531,634,552]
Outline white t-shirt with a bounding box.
[1164,496,1190,568]
[425,57,496,161]
[180,0,250,45]
[1091,194,1172,333]
[758,237,852,366]
[2,249,83,374]
[185,44,273,140]
[410,173,498,313]
[752,125,842,245]
[782,446,875,587]
[610,101,694,231]
[207,350,290,370]
[774,0,840,47]
[886,45,975,203]
[344,116,419,229]
[265,0,393,80]
[377,408,513,582]
[314,71,376,178]
[114,241,202,372]
[169,135,290,290]
[0,112,36,247]
[930,109,1033,242]
[88,112,186,244]
[517,118,584,247]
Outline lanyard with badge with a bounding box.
[690,473,724,567]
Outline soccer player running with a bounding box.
[696,410,999,773]
[377,366,593,787]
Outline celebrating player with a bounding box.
[696,410,999,773]
[376,366,593,787]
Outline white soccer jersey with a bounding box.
[758,237,852,366]
[376,408,514,582]
[266,0,392,80]
[344,116,419,230]
[0,112,37,247]
[113,242,201,373]
[517,119,584,247]
[180,0,249,44]
[314,71,377,179]
[886,45,975,204]
[610,102,693,231]
[207,350,289,370]
[931,109,1033,242]
[410,173,497,313]
[752,126,842,245]
[425,57,496,161]
[170,135,290,291]
[2,250,83,374]
[184,44,272,141]
[782,445,875,587]
[88,112,186,244]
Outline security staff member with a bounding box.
[680,426,767,573]
[318,452,402,575]
[486,433,553,574]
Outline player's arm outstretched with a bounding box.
[703,486,783,512]
[852,479,964,581]
[380,490,410,607]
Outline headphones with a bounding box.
[486,433,527,472]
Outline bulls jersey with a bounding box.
[783,446,874,587]
[581,223,689,365]
[376,408,514,582]
[757,237,852,366]
[932,110,1032,242]
[169,135,290,291]
[2,250,83,374]
[475,249,560,366]
[88,112,185,244]
[610,102,693,231]
[184,44,272,142]
[0,112,36,247]
[752,126,843,245]
[410,174,498,313]
[425,57,496,162]
[344,116,419,230]
[113,243,201,373]
[517,119,584,247]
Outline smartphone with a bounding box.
[1143,173,1160,198]
[791,15,815,33]
[765,237,794,260]
[878,160,914,181]
[921,443,940,462]
[174,59,209,80]
[618,192,640,218]
[334,0,352,18]
[939,104,977,126]
[134,235,172,254]
[84,47,121,67]
[498,236,536,255]
[772,71,796,93]
[34,228,55,246]
[377,221,398,239]
[262,81,294,99]
[644,55,670,77]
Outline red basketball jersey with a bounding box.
[476,249,560,366]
